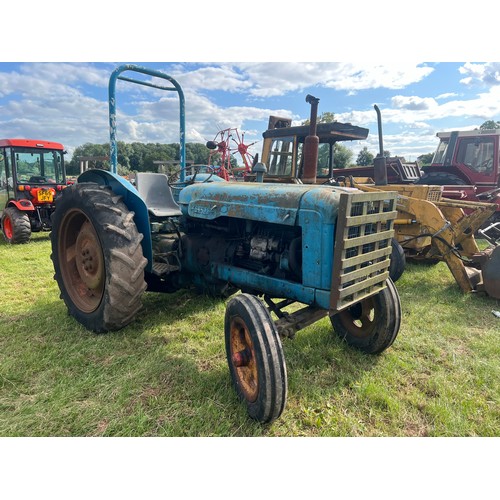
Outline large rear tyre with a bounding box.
[330,278,401,354]
[225,294,287,423]
[1,206,31,244]
[50,183,148,332]
[416,172,464,185]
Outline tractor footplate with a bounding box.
[152,261,180,276]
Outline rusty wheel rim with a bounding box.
[229,317,258,402]
[337,296,376,338]
[59,209,105,313]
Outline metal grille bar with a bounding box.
[330,190,397,312]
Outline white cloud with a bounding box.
[228,62,435,97]
[391,95,438,110]
[436,92,458,100]
[171,64,252,93]
[459,62,500,86]
[337,85,500,132]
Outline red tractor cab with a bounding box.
[418,129,500,224]
[0,139,68,243]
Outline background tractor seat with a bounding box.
[134,172,182,218]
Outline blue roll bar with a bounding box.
[108,64,186,181]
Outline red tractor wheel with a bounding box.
[1,206,31,244]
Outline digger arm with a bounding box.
[352,182,481,294]
[398,197,480,293]
[435,199,497,255]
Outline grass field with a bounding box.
[0,232,499,437]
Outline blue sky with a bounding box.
[0,61,499,165]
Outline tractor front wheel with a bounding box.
[225,294,287,423]
[1,206,31,244]
[330,278,401,354]
[50,182,148,332]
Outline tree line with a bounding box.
[64,139,436,176]
[66,141,225,176]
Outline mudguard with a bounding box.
[78,169,153,271]
[76,170,227,272]
[8,199,35,211]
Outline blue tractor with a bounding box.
[50,65,401,423]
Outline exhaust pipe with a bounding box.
[373,104,388,186]
[302,94,320,184]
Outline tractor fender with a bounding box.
[8,199,35,211]
[77,169,153,270]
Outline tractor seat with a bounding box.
[134,172,182,218]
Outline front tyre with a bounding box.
[50,183,148,332]
[225,294,287,423]
[330,278,401,354]
[1,206,31,244]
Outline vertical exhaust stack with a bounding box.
[302,94,320,184]
[373,104,388,186]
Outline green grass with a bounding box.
[1,233,499,436]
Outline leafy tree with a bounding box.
[334,143,353,169]
[480,120,500,130]
[66,143,109,175]
[318,111,335,124]
[418,152,434,166]
[142,143,177,171]
[186,143,211,164]
[67,141,219,175]
[356,147,374,166]
[128,142,148,171]
[302,111,336,126]
[117,141,133,171]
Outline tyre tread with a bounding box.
[50,182,147,332]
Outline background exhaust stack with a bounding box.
[373,104,388,186]
[302,94,320,184]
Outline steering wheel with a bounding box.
[478,158,493,172]
[167,165,215,189]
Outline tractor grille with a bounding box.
[330,191,397,312]
[426,186,442,202]
[399,162,421,181]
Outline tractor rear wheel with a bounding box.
[50,182,148,332]
[225,294,287,423]
[330,278,401,354]
[1,206,31,244]
[417,172,464,185]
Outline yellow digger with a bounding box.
[251,96,500,299]
[345,179,499,298]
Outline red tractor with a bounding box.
[417,129,500,224]
[0,139,68,244]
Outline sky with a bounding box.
[0,61,499,166]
